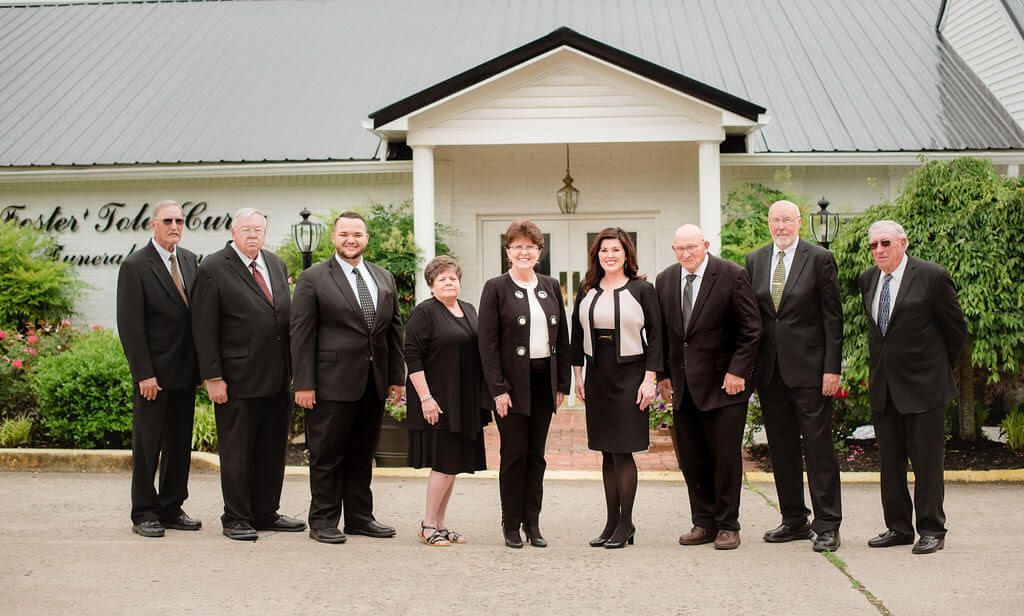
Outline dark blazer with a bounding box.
[745,238,843,389]
[478,273,571,415]
[116,241,199,390]
[859,255,967,414]
[290,257,404,402]
[191,244,292,398]
[655,256,762,411]
[570,278,663,371]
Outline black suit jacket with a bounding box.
[859,255,967,414]
[478,273,571,415]
[191,244,292,398]
[655,256,762,411]
[745,239,843,389]
[290,257,404,402]
[116,241,199,390]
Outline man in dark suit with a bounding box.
[291,211,405,544]
[656,224,761,550]
[191,208,306,541]
[859,220,966,555]
[117,200,201,538]
[745,200,844,552]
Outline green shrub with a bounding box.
[192,399,217,452]
[720,180,810,266]
[0,222,82,327]
[31,329,133,448]
[0,321,82,423]
[0,414,33,447]
[1000,408,1024,451]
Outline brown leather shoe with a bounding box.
[714,530,741,550]
[678,526,716,546]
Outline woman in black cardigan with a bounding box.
[405,256,488,547]
[478,220,571,548]
[571,227,662,549]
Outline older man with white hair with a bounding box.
[858,220,966,555]
[192,208,306,541]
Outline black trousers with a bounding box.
[672,388,747,531]
[214,387,290,527]
[759,368,842,532]
[873,396,946,538]
[306,375,384,530]
[130,387,196,524]
[495,361,554,529]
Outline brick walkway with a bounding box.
[483,407,680,472]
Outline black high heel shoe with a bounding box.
[503,525,523,548]
[603,525,636,549]
[589,529,615,547]
[523,524,547,548]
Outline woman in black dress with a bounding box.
[478,220,571,548]
[405,256,487,547]
[571,227,662,549]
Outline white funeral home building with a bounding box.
[1,0,1023,325]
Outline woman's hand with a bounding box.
[572,366,585,403]
[494,393,512,418]
[636,380,657,410]
[422,397,443,425]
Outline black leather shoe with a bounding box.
[132,520,165,538]
[503,526,523,548]
[223,523,258,541]
[604,525,636,549]
[254,514,306,532]
[868,529,915,548]
[912,535,945,554]
[763,522,813,543]
[813,530,841,552]
[589,529,614,547]
[161,513,202,531]
[309,527,347,544]
[523,524,547,548]
[344,520,396,538]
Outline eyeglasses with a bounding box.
[237,226,266,236]
[769,217,799,226]
[672,244,703,254]
[868,239,895,251]
[158,218,185,226]
[508,244,539,253]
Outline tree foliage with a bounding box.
[0,222,82,328]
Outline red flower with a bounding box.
[26,347,38,356]
[0,329,6,340]
[91,324,103,331]
[26,335,39,344]
[11,359,23,369]
[835,387,849,399]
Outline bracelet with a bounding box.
[420,394,433,402]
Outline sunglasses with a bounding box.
[868,239,896,251]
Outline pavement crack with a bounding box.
[742,478,893,616]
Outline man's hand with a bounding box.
[555,391,565,409]
[822,373,841,397]
[387,385,405,406]
[206,379,228,404]
[722,373,745,396]
[494,392,512,418]
[138,377,161,401]
[295,390,316,410]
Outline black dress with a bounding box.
[405,297,487,474]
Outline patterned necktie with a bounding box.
[353,268,375,329]
[878,273,893,335]
[771,250,786,310]
[168,254,188,305]
[249,261,273,304]
[682,273,696,333]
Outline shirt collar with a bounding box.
[230,241,263,267]
[335,255,364,273]
[772,238,798,260]
[885,254,909,279]
[151,237,176,261]
[683,253,710,279]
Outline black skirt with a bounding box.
[408,428,486,475]
[584,329,649,453]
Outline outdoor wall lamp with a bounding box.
[809,196,840,249]
[291,208,324,270]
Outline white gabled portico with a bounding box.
[368,28,767,302]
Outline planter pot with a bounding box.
[374,415,409,468]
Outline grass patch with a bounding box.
[0,414,33,447]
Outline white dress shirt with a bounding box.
[231,241,272,298]
[511,275,551,358]
[680,253,710,312]
[871,254,908,322]
[335,255,378,310]
[151,238,185,293]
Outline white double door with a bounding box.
[481,215,658,319]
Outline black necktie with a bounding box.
[878,274,893,335]
[353,268,375,329]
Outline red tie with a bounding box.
[250,262,273,304]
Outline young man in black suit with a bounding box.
[117,200,201,538]
[745,200,844,552]
[290,211,405,544]
[191,208,306,541]
[656,224,761,550]
[859,220,966,555]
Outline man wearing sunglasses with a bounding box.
[117,200,201,538]
[858,220,966,555]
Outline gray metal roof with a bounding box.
[1,0,1022,167]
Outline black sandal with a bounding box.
[419,521,451,547]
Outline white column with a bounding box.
[697,141,722,255]
[1008,163,1020,178]
[412,145,436,303]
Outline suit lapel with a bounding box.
[862,266,880,330]
[778,240,810,313]
[264,250,289,310]
[753,245,774,316]
[887,257,917,332]
[328,258,369,330]
[687,257,718,334]
[668,264,685,335]
[365,262,386,331]
[224,247,272,307]
[145,242,188,310]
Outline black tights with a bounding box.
[600,452,638,540]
